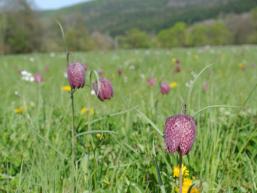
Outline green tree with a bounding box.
[251,7,257,22]
[2,0,42,53]
[247,7,257,43]
[157,22,187,48]
[64,14,95,51]
[186,22,232,46]
[118,28,151,49]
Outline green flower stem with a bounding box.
[179,153,183,193]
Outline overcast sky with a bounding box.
[34,0,89,10]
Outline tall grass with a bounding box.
[0,46,256,192]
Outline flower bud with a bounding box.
[93,78,113,101]
[67,63,86,89]
[164,115,196,155]
[160,82,170,95]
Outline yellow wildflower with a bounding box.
[191,187,200,193]
[62,85,71,92]
[172,58,177,64]
[88,107,95,115]
[15,107,25,114]
[175,178,200,193]
[183,178,192,187]
[80,107,87,114]
[239,63,246,70]
[96,133,104,140]
[80,107,95,116]
[173,164,189,177]
[169,81,177,89]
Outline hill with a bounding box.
[41,0,257,35]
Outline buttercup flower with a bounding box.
[183,178,192,187]
[96,133,104,140]
[93,78,113,101]
[67,62,86,89]
[160,82,170,95]
[175,178,200,193]
[169,81,177,89]
[239,63,246,71]
[15,107,25,114]
[173,164,189,177]
[80,107,87,114]
[80,107,95,116]
[62,85,71,92]
[164,115,196,155]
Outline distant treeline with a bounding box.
[0,0,257,54]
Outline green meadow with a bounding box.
[0,46,256,193]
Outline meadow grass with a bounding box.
[0,46,256,193]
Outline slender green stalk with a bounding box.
[179,153,183,193]
[70,89,76,164]
[70,89,77,192]
[179,104,186,193]
[186,64,212,111]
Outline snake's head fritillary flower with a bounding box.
[160,82,170,95]
[93,78,113,101]
[34,73,43,83]
[147,77,156,87]
[117,68,123,76]
[164,115,196,155]
[175,62,181,73]
[67,63,86,89]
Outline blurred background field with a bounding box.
[1,0,257,53]
[0,0,257,193]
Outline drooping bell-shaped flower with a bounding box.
[175,64,181,73]
[34,73,43,83]
[164,115,196,155]
[67,63,86,89]
[117,68,123,76]
[147,77,156,87]
[93,78,113,101]
[160,82,170,95]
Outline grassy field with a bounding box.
[0,46,256,193]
